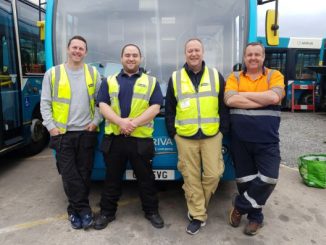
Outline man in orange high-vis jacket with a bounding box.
[225,42,285,236]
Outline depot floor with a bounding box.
[0,147,325,245]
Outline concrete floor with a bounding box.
[0,148,325,245]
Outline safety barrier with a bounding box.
[291,84,315,112]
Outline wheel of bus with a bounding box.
[22,118,49,156]
[298,91,313,105]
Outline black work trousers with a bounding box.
[49,131,97,216]
[99,135,158,216]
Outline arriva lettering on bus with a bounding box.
[289,37,322,49]
[299,41,313,45]
[154,137,173,146]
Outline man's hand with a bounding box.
[119,118,137,135]
[49,127,61,136]
[85,123,97,132]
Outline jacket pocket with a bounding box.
[49,134,62,151]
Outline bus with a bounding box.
[0,0,48,156]
[44,0,279,181]
[307,40,326,110]
[258,36,326,111]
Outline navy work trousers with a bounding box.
[231,137,281,224]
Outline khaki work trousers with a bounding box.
[175,132,224,222]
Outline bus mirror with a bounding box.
[265,10,279,46]
[37,21,45,41]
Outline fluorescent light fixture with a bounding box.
[162,37,176,41]
[139,0,156,10]
[161,17,175,24]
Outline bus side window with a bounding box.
[1,36,14,88]
[264,51,286,74]
[17,0,45,75]
[295,51,319,80]
[21,49,31,73]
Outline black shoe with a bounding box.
[93,214,116,230]
[186,219,206,235]
[145,213,164,229]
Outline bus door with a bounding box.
[292,49,320,107]
[0,1,23,153]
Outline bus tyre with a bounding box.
[22,118,49,156]
[298,92,313,105]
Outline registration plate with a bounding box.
[125,170,175,180]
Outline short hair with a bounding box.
[67,35,88,51]
[244,42,265,56]
[184,38,204,53]
[121,44,142,57]
[243,42,266,74]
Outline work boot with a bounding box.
[244,221,263,235]
[145,212,164,229]
[93,214,116,230]
[229,207,242,227]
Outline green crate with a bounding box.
[298,154,326,188]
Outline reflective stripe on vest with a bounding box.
[172,67,220,137]
[230,109,281,117]
[51,64,97,133]
[105,73,156,138]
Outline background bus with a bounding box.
[0,0,48,156]
[44,0,279,181]
[258,36,326,111]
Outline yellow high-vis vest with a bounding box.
[104,73,156,138]
[172,67,220,136]
[50,64,97,133]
